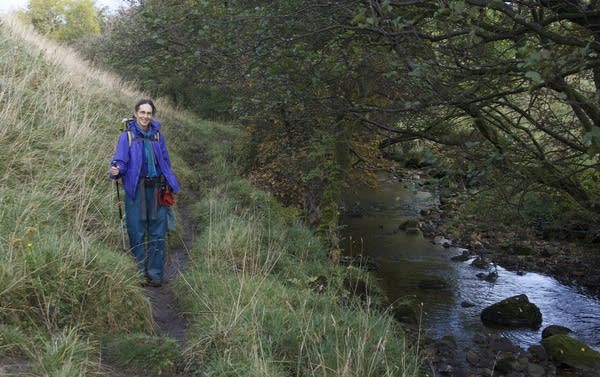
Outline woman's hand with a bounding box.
[110,166,120,176]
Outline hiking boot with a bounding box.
[144,279,162,287]
[148,279,162,288]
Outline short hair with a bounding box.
[134,99,156,115]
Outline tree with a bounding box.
[25,0,101,43]
[84,0,380,230]
[341,1,600,228]
[83,0,600,238]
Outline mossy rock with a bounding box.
[451,250,470,262]
[471,257,489,269]
[391,301,420,325]
[480,294,542,329]
[495,355,517,373]
[542,324,572,339]
[541,334,600,370]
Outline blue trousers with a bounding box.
[125,182,168,281]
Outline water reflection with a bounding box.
[341,177,600,351]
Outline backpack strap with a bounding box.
[120,118,160,147]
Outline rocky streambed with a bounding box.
[422,293,600,377]
[341,170,600,377]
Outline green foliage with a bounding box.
[190,186,324,280]
[191,178,302,232]
[80,0,389,235]
[385,140,438,169]
[482,191,552,227]
[24,0,102,43]
[0,18,215,372]
[1,14,423,377]
[444,170,600,242]
[583,126,600,155]
[1,228,152,334]
[0,22,154,338]
[80,0,600,239]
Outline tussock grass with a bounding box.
[103,333,180,376]
[0,324,28,357]
[176,182,421,376]
[28,327,99,376]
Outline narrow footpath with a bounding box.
[144,202,196,344]
[99,197,196,376]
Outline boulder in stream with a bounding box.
[480,294,542,329]
[450,250,470,262]
[470,256,489,269]
[398,218,420,234]
[541,334,600,371]
[432,235,452,247]
[542,324,572,339]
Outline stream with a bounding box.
[341,173,600,353]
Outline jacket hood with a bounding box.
[128,118,161,137]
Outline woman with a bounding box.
[109,99,180,287]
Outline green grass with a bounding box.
[103,333,181,376]
[28,327,99,376]
[0,324,28,357]
[0,17,187,373]
[175,186,421,376]
[0,16,422,376]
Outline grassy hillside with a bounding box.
[0,17,421,376]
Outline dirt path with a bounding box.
[144,203,196,344]
[98,199,197,377]
[0,197,198,376]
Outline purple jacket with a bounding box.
[109,118,180,199]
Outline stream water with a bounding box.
[341,174,600,352]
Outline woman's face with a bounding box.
[135,103,153,129]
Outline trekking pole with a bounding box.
[111,161,127,251]
[114,179,123,220]
[111,161,123,220]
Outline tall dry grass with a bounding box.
[0,15,242,375]
[0,16,169,374]
[174,181,422,376]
